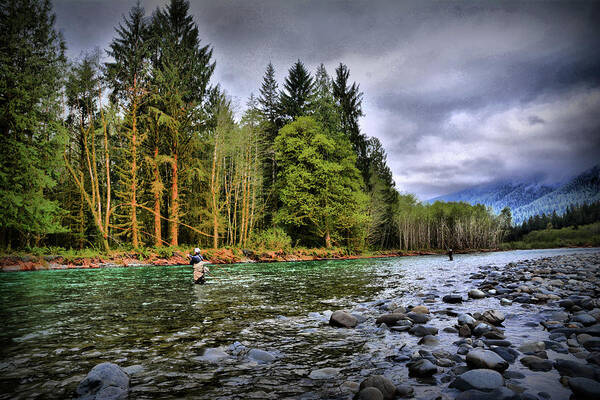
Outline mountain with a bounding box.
[427,164,600,224]
[511,165,600,224]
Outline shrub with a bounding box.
[156,246,176,259]
[249,228,292,251]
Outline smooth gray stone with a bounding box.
[330,310,358,328]
[375,313,407,326]
[568,377,600,400]
[247,349,276,364]
[491,346,519,363]
[407,358,438,377]
[358,375,397,400]
[450,369,504,392]
[466,349,509,372]
[443,295,463,304]
[520,356,553,371]
[554,358,598,379]
[356,387,384,400]
[76,362,129,400]
[455,387,520,400]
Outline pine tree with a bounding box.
[106,2,150,248]
[150,0,215,246]
[332,63,369,185]
[0,0,67,248]
[279,60,314,122]
[313,63,338,134]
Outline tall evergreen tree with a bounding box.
[106,2,150,248]
[279,60,314,122]
[332,63,369,184]
[0,0,67,248]
[149,0,215,246]
[313,63,338,134]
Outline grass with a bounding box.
[501,222,600,250]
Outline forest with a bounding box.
[0,0,509,255]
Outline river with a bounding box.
[1,247,598,399]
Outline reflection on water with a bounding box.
[0,248,598,399]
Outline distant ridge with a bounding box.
[427,164,600,224]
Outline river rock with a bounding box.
[247,349,276,364]
[583,338,600,352]
[554,359,598,379]
[358,375,397,400]
[568,377,600,400]
[520,356,553,371]
[409,325,438,337]
[411,305,429,314]
[469,289,486,299]
[458,314,477,327]
[491,347,519,363]
[573,314,597,327]
[75,362,129,400]
[466,349,509,372]
[407,358,438,377]
[450,369,504,392]
[330,310,358,328]
[482,310,505,326]
[443,295,463,304]
[455,387,520,400]
[355,387,384,400]
[472,323,493,337]
[407,311,430,324]
[459,325,472,338]
[309,367,340,380]
[196,347,229,363]
[375,313,407,326]
[418,335,440,346]
[518,341,545,354]
[500,298,512,306]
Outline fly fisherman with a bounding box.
[189,248,208,284]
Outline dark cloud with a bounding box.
[52,0,600,199]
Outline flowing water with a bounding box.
[1,247,599,399]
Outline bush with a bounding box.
[135,247,151,261]
[156,246,176,259]
[249,228,292,251]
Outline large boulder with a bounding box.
[358,375,397,400]
[330,310,358,328]
[76,362,129,400]
[247,349,276,364]
[450,369,504,392]
[466,349,509,372]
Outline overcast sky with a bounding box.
[52,0,600,199]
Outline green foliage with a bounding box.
[135,247,151,260]
[0,0,68,247]
[249,228,292,251]
[279,60,314,121]
[501,222,600,249]
[275,117,368,247]
[156,246,176,259]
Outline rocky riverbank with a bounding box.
[317,251,600,399]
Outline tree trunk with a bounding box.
[325,229,331,248]
[130,100,139,248]
[169,151,178,246]
[153,146,162,247]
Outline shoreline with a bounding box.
[0,247,499,272]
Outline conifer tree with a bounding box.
[106,2,150,248]
[279,60,314,122]
[150,0,215,246]
[333,63,369,184]
[0,0,67,248]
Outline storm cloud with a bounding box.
[52,0,600,199]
